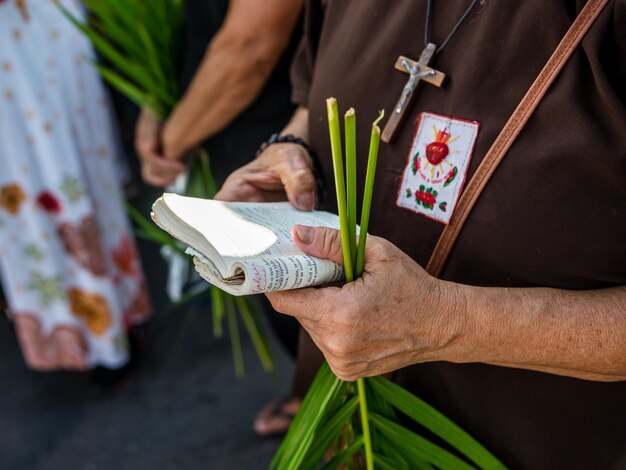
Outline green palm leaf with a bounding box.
[271,363,343,470]
[370,413,475,470]
[300,396,359,469]
[369,377,505,469]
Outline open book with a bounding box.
[151,194,345,295]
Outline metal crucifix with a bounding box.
[381,43,446,143]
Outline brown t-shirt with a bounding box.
[290,0,626,468]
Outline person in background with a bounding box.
[216,0,626,467]
[134,0,303,436]
[0,0,151,385]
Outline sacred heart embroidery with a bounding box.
[397,112,479,224]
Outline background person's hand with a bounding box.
[266,225,467,381]
[215,142,317,211]
[134,108,188,187]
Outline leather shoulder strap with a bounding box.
[426,0,609,277]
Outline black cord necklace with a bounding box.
[425,0,480,54]
[381,0,480,143]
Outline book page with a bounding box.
[223,203,340,259]
[211,203,345,295]
[154,195,347,295]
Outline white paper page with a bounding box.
[158,195,347,295]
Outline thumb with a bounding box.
[292,225,345,265]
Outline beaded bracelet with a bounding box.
[255,133,325,205]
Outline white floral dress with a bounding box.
[0,0,151,370]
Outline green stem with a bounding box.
[210,286,224,338]
[197,148,218,197]
[356,110,384,277]
[326,98,354,281]
[357,378,374,470]
[225,294,244,378]
[330,100,374,470]
[345,108,357,269]
[235,297,274,373]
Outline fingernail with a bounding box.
[295,225,314,244]
[296,192,314,210]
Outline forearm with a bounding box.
[447,283,626,381]
[280,106,309,141]
[164,0,302,157]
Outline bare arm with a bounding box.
[162,0,303,159]
[453,283,626,381]
[266,226,626,382]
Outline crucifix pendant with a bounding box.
[381,43,446,143]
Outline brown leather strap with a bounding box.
[426,0,609,277]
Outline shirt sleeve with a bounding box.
[290,0,325,106]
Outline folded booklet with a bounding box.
[151,193,345,295]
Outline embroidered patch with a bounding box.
[397,112,479,224]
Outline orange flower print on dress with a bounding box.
[58,216,107,276]
[0,183,27,215]
[16,0,30,22]
[112,235,139,278]
[68,287,111,335]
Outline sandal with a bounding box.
[253,396,301,437]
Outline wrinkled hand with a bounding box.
[215,143,317,211]
[266,225,466,381]
[134,108,188,187]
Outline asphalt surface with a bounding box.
[0,193,294,470]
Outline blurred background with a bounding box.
[0,0,303,468]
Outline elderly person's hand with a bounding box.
[134,108,188,187]
[215,141,318,211]
[266,225,466,381]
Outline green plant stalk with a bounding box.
[368,376,506,468]
[357,378,374,470]
[326,98,354,281]
[356,110,384,276]
[329,99,373,470]
[225,294,244,378]
[235,296,274,373]
[344,108,357,267]
[210,286,224,337]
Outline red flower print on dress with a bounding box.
[112,235,139,278]
[58,216,107,276]
[36,190,62,214]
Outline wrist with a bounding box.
[162,100,202,160]
[162,121,189,160]
[256,133,326,204]
[431,279,474,363]
[255,132,310,157]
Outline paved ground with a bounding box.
[0,190,294,470]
